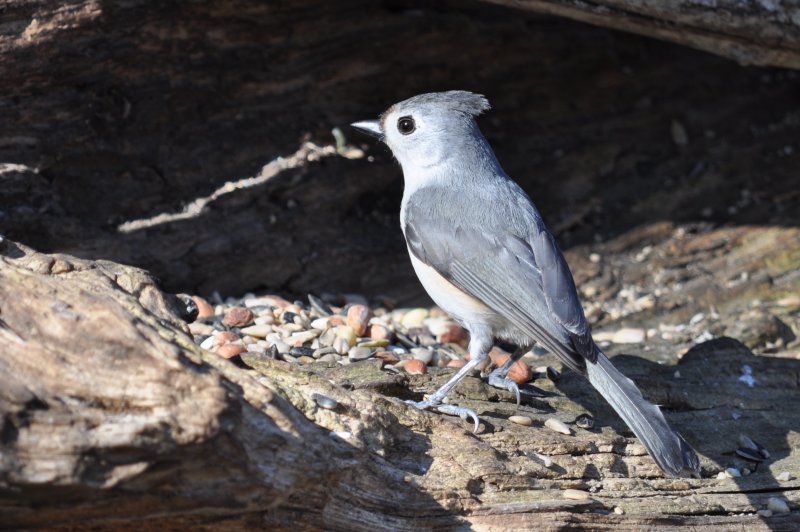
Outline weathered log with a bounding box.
[484,0,800,69]
[1,0,798,299]
[2,240,799,529]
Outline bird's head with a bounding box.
[351,90,491,175]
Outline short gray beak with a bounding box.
[350,119,383,139]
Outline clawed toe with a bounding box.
[487,371,521,407]
[406,399,481,433]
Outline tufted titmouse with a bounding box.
[352,91,700,477]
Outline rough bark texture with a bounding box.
[1,0,798,300]
[1,236,798,530]
[485,0,800,69]
[1,1,799,527]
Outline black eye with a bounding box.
[397,116,415,135]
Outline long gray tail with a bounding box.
[585,350,700,477]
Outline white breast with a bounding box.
[407,250,499,328]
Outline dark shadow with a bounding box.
[0,0,797,302]
[559,337,799,529]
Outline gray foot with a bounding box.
[406,399,480,433]
[486,369,521,407]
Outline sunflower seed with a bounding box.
[575,413,594,429]
[308,294,333,316]
[738,434,769,459]
[736,447,766,462]
[545,418,572,435]
[312,393,338,410]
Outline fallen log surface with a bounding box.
[485,0,800,68]
[1,239,798,530]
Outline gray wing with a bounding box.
[404,191,595,373]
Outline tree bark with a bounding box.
[0,0,798,300]
[484,0,800,69]
[1,238,798,529]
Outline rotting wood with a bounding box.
[1,239,798,530]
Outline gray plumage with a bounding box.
[352,90,701,477]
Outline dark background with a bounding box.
[1,0,798,301]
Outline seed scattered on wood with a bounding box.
[738,434,769,459]
[312,393,338,410]
[545,418,572,435]
[509,415,532,426]
[563,489,591,500]
[575,413,594,429]
[767,497,789,514]
[725,467,741,478]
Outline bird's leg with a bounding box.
[407,328,492,433]
[485,345,528,407]
[485,344,547,404]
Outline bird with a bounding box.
[351,90,700,477]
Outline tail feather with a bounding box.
[585,350,700,477]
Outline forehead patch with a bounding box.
[380,90,490,129]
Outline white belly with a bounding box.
[408,250,499,328]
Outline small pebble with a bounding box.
[271,340,290,354]
[612,327,646,344]
[311,317,331,330]
[509,415,532,426]
[716,472,727,480]
[613,507,624,515]
[288,330,319,347]
[563,489,591,500]
[333,336,350,355]
[368,323,393,341]
[767,497,789,514]
[447,358,466,369]
[357,339,390,348]
[282,354,298,364]
[508,361,533,384]
[575,413,594,429]
[246,343,266,354]
[725,467,742,478]
[188,322,214,336]
[374,351,400,364]
[312,393,338,410]
[545,418,572,435]
[199,336,215,350]
[281,311,299,324]
[405,359,427,375]
[191,295,215,319]
[266,344,279,359]
[489,348,510,367]
[308,294,332,316]
[348,346,373,361]
[440,323,469,346]
[298,355,315,364]
[757,509,772,518]
[318,353,338,363]
[335,325,357,348]
[217,343,246,359]
[223,306,254,327]
[290,346,315,357]
[401,308,429,328]
[776,471,795,482]
[240,324,273,338]
[546,366,561,382]
[534,453,553,467]
[253,315,275,325]
[411,347,433,364]
[346,304,372,336]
